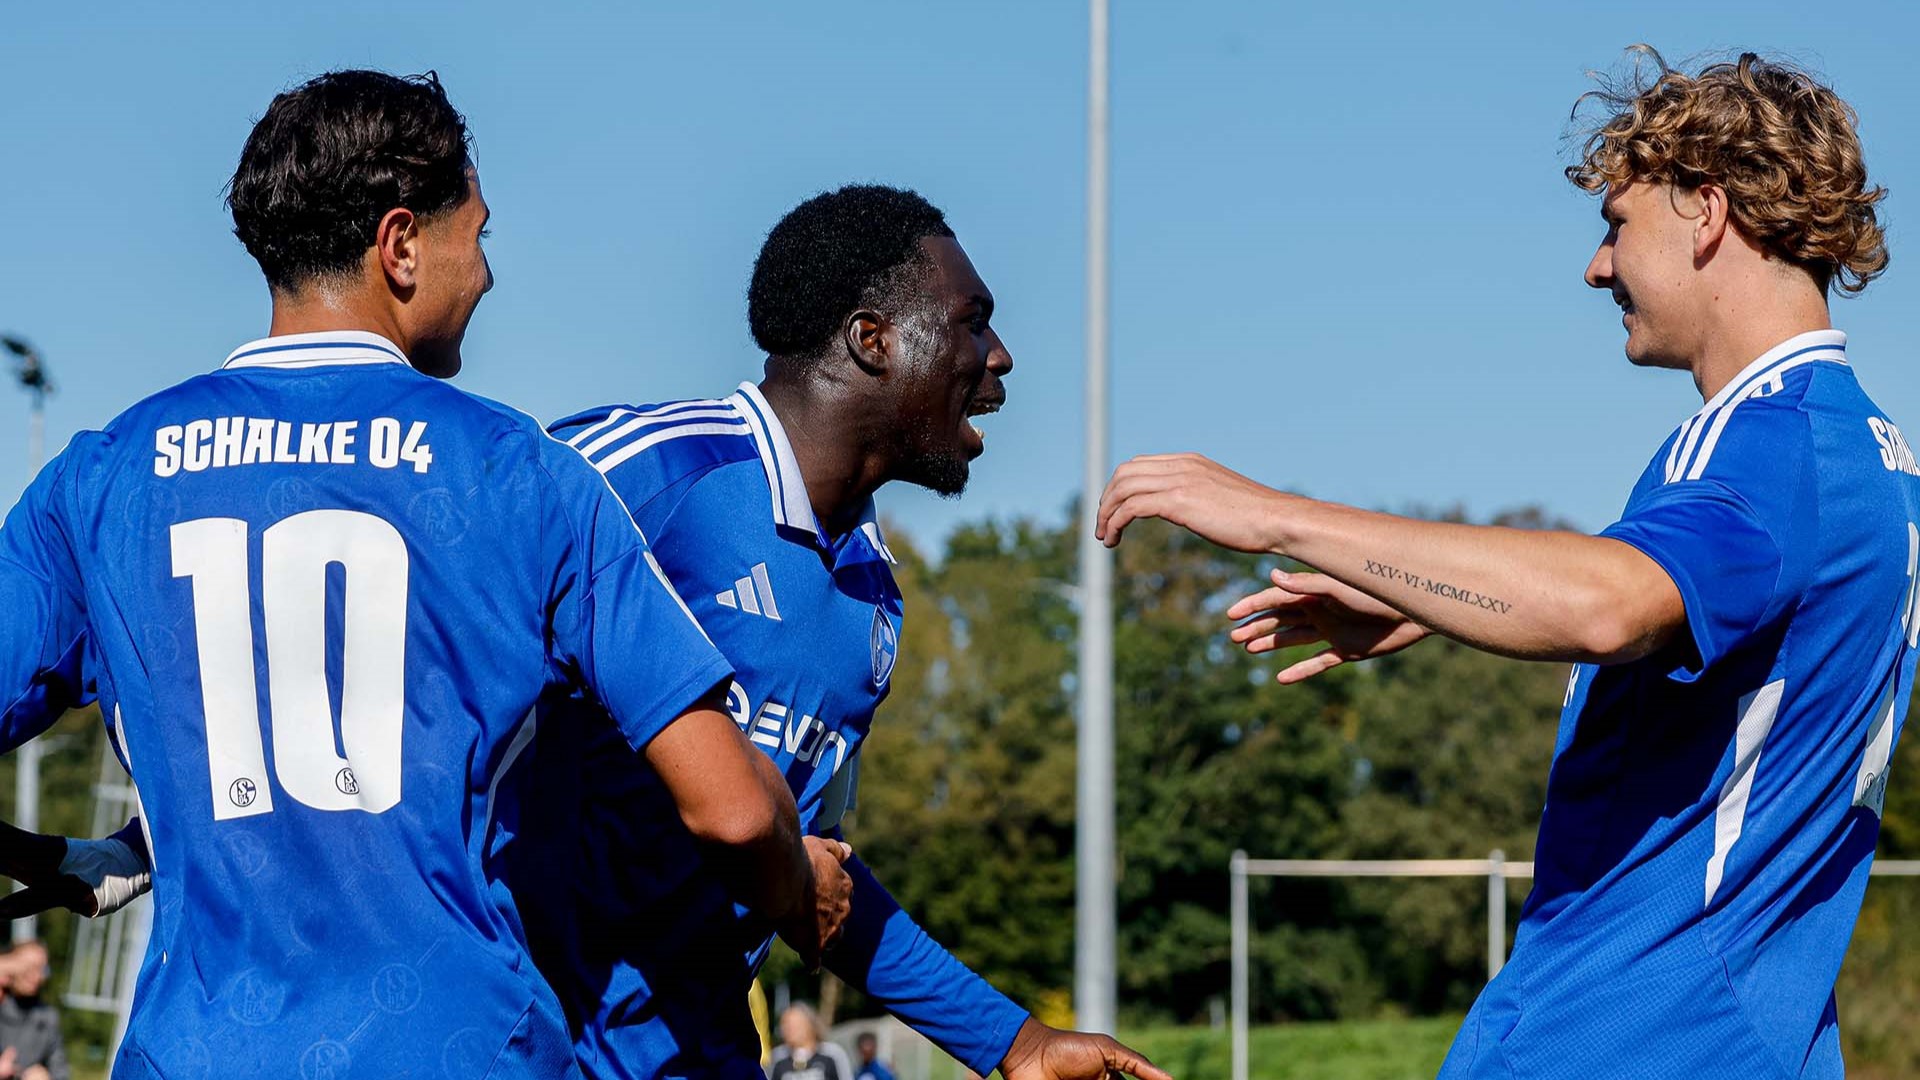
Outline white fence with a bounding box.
[1227,851,1920,1080]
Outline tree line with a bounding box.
[13,503,1919,1074]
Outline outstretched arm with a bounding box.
[825,852,1168,1080]
[1098,454,1684,665]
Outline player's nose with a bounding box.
[986,327,1012,376]
[1584,243,1613,290]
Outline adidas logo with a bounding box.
[715,562,782,621]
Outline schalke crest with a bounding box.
[870,606,899,690]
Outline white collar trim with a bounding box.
[1694,329,1847,416]
[727,381,894,562]
[223,330,410,370]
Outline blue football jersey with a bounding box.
[0,332,732,1078]
[1443,331,1920,1079]
[513,383,1028,1080]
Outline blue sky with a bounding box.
[3,1,1917,546]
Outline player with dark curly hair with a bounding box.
[515,183,1165,1080]
[1098,49,1915,1079]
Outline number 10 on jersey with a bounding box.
[172,510,409,820]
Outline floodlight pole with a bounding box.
[1074,0,1117,1036]
[5,336,52,945]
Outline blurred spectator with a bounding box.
[853,1031,894,1080]
[769,1004,850,1080]
[0,941,66,1080]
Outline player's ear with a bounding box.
[1692,183,1730,263]
[843,309,894,377]
[375,207,421,293]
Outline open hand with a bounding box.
[1229,569,1429,683]
[999,1018,1171,1080]
[1096,454,1289,553]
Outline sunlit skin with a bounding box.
[748,236,1171,1080]
[1090,173,1846,679]
[1585,180,1830,399]
[760,235,1014,535]
[265,169,494,379]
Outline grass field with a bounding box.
[1120,1017,1462,1080]
[67,1018,1464,1080]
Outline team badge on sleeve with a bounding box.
[870,607,899,690]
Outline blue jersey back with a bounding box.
[513,384,908,1078]
[0,333,730,1078]
[1445,331,1920,1079]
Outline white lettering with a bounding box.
[150,416,433,477]
[182,419,214,472]
[242,418,275,465]
[400,422,433,474]
[368,417,400,469]
[154,426,184,478]
[298,423,331,464]
[212,417,243,468]
[331,421,358,465]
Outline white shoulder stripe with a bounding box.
[580,407,742,459]
[566,409,634,448]
[1675,352,1837,482]
[593,421,752,474]
[567,398,730,448]
[1664,413,1703,484]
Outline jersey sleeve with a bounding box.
[535,432,733,751]
[0,452,92,751]
[1599,402,1813,680]
[825,853,1029,1075]
[627,462,767,632]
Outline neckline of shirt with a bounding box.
[1693,328,1848,417]
[222,330,410,370]
[728,381,895,564]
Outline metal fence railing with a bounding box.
[1227,851,1920,1080]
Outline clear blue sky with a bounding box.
[4,2,1918,546]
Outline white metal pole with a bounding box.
[13,393,46,945]
[1074,0,1117,1037]
[1230,850,1249,1080]
[1486,849,1506,982]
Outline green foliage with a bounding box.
[24,502,1920,1074]
[1118,1018,1461,1080]
[819,499,1920,1080]
[835,506,1566,1027]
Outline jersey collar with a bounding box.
[222,330,410,370]
[1694,329,1848,416]
[728,381,896,565]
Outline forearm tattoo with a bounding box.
[1363,559,1513,615]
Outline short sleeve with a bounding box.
[1599,401,1811,680]
[537,433,732,751]
[0,452,92,750]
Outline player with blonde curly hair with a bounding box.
[1098,48,1916,1078]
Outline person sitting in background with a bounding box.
[853,1032,893,1080]
[770,1005,851,1080]
[0,941,66,1080]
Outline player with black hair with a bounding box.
[513,183,1166,1080]
[0,69,842,1077]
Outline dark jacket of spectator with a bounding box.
[0,993,68,1080]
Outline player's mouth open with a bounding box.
[963,395,1002,453]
